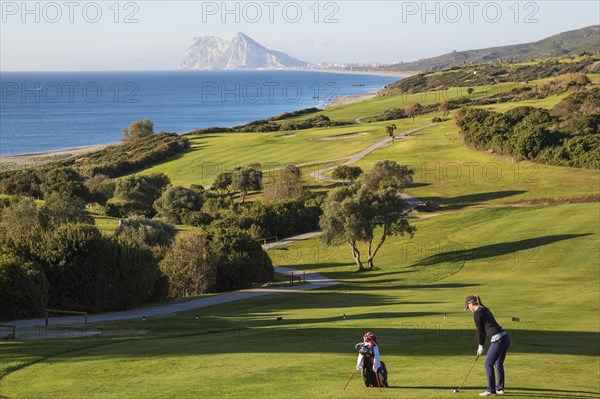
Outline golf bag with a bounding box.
[356,343,388,388]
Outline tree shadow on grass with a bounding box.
[411,234,592,267]
[395,386,600,398]
[273,262,351,271]
[43,327,600,359]
[407,182,432,188]
[241,311,442,326]
[420,190,527,209]
[343,281,481,291]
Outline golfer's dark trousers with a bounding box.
[485,333,510,393]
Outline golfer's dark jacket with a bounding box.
[473,307,504,345]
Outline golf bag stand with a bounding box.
[356,343,389,388]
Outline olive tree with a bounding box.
[331,165,363,184]
[320,182,415,270]
[231,165,263,203]
[263,164,309,202]
[153,185,203,224]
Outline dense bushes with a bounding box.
[279,115,349,130]
[215,199,322,239]
[455,88,600,168]
[0,256,48,321]
[375,108,406,121]
[187,114,350,134]
[84,174,116,205]
[35,224,161,312]
[40,191,94,226]
[0,166,88,200]
[106,173,171,217]
[114,216,177,248]
[372,98,469,122]
[160,226,273,297]
[0,197,167,318]
[75,133,189,178]
[153,186,204,224]
[268,107,321,121]
[0,133,188,199]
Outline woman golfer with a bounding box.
[465,295,510,397]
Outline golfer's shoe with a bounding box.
[479,392,497,397]
[496,390,505,395]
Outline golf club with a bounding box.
[343,370,357,390]
[453,355,479,393]
[375,371,382,392]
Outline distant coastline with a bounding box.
[0,69,404,164]
[306,68,416,79]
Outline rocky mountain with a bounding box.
[180,33,309,70]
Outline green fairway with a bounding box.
[318,82,526,123]
[350,117,600,208]
[138,120,426,186]
[2,203,598,399]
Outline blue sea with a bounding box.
[0,71,397,156]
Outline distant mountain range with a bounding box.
[180,26,599,72]
[180,32,309,70]
[386,25,600,72]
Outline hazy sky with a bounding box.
[1,0,598,70]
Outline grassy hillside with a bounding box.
[386,25,599,72]
[138,121,424,186]
[351,117,600,208]
[136,100,599,207]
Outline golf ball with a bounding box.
[453,389,458,393]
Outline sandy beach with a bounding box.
[308,68,417,79]
[318,68,416,109]
[324,92,377,109]
[0,144,112,170]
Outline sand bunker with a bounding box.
[316,132,368,141]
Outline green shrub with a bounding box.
[35,224,160,312]
[455,88,600,169]
[114,216,177,248]
[160,226,273,297]
[75,133,189,178]
[84,174,116,205]
[0,196,42,254]
[39,167,89,200]
[0,255,48,321]
[107,173,170,217]
[381,57,597,95]
[40,191,94,226]
[153,186,203,224]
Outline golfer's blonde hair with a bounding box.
[473,295,486,308]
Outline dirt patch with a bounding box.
[99,329,150,337]
[276,133,296,138]
[316,132,368,141]
[506,194,600,206]
[411,212,442,219]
